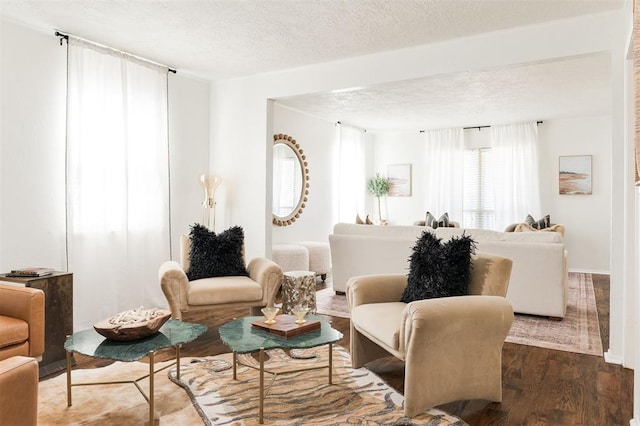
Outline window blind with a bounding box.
[463,148,495,229]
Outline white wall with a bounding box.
[0,19,67,271]
[168,73,211,261]
[271,104,335,244]
[369,131,425,226]
[539,117,612,273]
[0,19,211,285]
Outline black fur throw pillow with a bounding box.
[186,224,249,281]
[400,231,476,303]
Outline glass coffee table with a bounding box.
[219,315,343,424]
[64,319,206,422]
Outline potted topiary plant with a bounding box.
[367,173,390,223]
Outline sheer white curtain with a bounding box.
[423,128,464,221]
[333,123,366,223]
[66,37,170,330]
[491,122,541,231]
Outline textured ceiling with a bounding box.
[277,53,612,131]
[0,0,622,131]
[0,0,622,79]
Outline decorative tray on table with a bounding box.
[251,314,320,339]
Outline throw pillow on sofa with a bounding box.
[515,222,565,237]
[355,214,374,225]
[525,214,551,230]
[400,231,476,303]
[425,211,449,229]
[187,224,249,281]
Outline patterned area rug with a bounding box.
[315,286,349,317]
[506,272,603,356]
[37,359,202,425]
[317,272,603,357]
[169,346,467,425]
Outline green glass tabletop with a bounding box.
[64,320,207,362]
[219,315,343,354]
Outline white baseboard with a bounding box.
[604,350,624,365]
[629,418,639,426]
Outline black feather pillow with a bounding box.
[400,231,476,303]
[186,224,249,281]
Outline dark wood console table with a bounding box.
[0,271,73,377]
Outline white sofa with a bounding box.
[329,223,568,318]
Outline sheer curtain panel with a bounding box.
[66,38,170,330]
[490,122,541,231]
[333,123,366,223]
[423,128,464,222]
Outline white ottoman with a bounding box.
[281,270,317,314]
[297,241,331,282]
[272,244,309,272]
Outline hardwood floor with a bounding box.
[62,274,633,425]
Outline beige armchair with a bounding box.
[346,253,514,417]
[159,234,283,320]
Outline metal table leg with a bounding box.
[233,352,237,380]
[329,343,333,385]
[259,347,265,424]
[66,349,72,407]
[149,351,155,423]
[176,344,182,380]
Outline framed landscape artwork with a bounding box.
[559,155,592,195]
[387,164,411,197]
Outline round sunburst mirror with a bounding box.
[272,134,309,226]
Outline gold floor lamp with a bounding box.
[200,174,222,231]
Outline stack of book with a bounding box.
[7,267,55,277]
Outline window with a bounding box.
[463,148,495,229]
[66,37,170,330]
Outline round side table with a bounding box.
[281,270,317,314]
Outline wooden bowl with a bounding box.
[93,309,171,341]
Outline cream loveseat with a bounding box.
[329,223,568,318]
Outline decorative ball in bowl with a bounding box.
[93,307,171,341]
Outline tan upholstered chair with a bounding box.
[0,284,45,362]
[346,253,514,417]
[159,234,283,320]
[0,356,39,426]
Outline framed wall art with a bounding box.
[387,164,412,197]
[559,155,592,195]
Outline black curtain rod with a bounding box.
[419,121,543,133]
[55,31,68,45]
[335,121,367,132]
[462,121,543,131]
[55,31,176,74]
